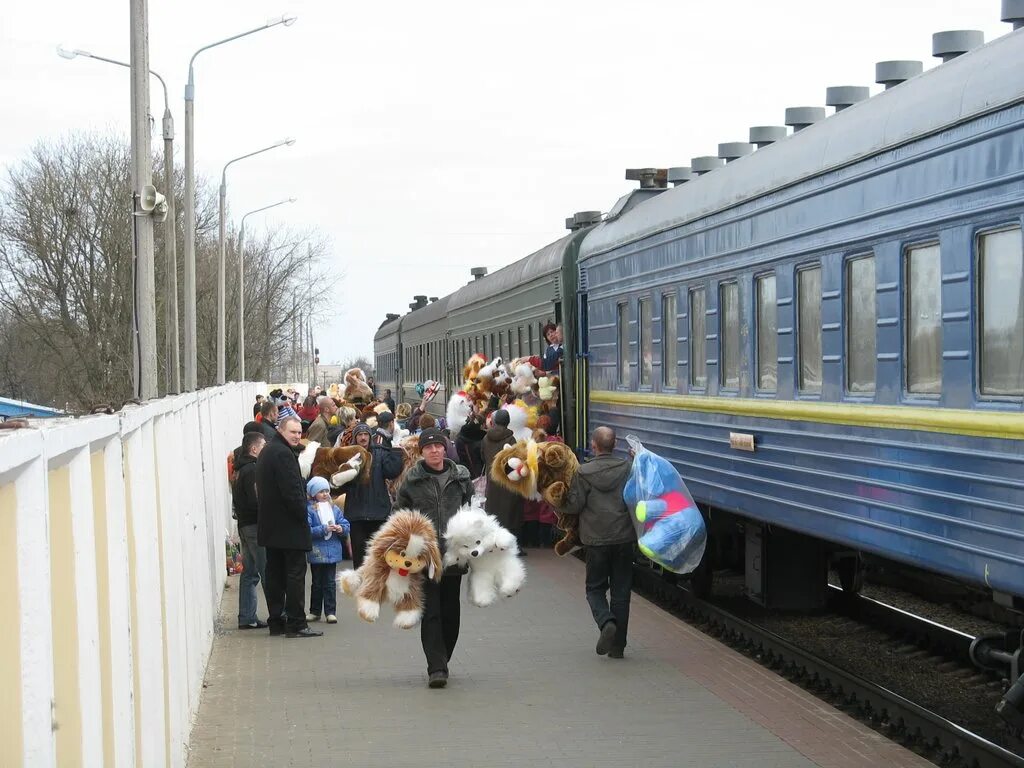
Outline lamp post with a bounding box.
[217,139,295,384]
[237,197,296,379]
[182,13,297,390]
[57,46,181,395]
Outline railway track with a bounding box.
[629,562,1024,768]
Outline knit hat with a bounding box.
[353,423,372,438]
[418,427,447,450]
[306,476,330,497]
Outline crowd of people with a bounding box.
[228,322,638,686]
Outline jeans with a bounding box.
[265,548,308,633]
[237,524,267,625]
[309,562,337,617]
[349,520,384,569]
[585,542,634,651]
[420,568,463,674]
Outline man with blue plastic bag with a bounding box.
[560,426,635,659]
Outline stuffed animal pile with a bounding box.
[443,504,526,606]
[338,509,442,628]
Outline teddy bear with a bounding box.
[338,509,442,628]
[489,439,581,555]
[537,375,558,403]
[443,504,525,606]
[510,361,537,395]
[344,367,374,402]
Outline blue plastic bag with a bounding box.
[623,435,707,574]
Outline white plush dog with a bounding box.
[443,504,526,606]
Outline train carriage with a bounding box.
[578,28,1024,608]
[373,313,403,402]
[398,296,452,418]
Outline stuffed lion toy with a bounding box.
[338,509,442,628]
[490,439,580,555]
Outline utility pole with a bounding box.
[290,292,297,383]
[130,0,157,399]
[162,101,180,393]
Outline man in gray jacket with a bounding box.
[560,426,635,658]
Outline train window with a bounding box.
[797,265,822,393]
[617,302,630,386]
[689,288,707,389]
[846,255,876,394]
[719,282,740,390]
[905,243,942,395]
[663,292,678,388]
[756,274,777,392]
[978,227,1024,397]
[639,297,653,386]
[490,334,496,359]
[516,327,523,358]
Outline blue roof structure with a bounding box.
[0,395,65,420]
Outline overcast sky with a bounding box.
[0,0,1012,365]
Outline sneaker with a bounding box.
[326,615,337,624]
[305,613,320,622]
[608,648,625,659]
[286,627,323,638]
[596,621,617,656]
[428,671,448,689]
[238,619,268,630]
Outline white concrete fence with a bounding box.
[0,382,262,768]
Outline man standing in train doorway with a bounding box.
[559,426,635,658]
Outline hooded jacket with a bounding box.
[231,452,260,527]
[560,453,635,547]
[339,441,404,521]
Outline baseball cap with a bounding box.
[418,428,447,450]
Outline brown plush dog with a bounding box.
[344,367,374,402]
[490,440,581,555]
[309,445,371,487]
[338,510,442,628]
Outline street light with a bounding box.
[237,197,296,379]
[217,138,295,384]
[57,45,181,395]
[182,13,297,390]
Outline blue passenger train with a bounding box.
[376,23,1024,611]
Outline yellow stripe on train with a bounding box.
[589,390,1024,441]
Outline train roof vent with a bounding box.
[553,275,562,301]
[429,297,438,303]
[785,106,826,132]
[566,210,602,231]
[749,126,788,147]
[409,295,428,311]
[932,30,984,61]
[624,168,668,189]
[718,142,754,162]
[578,265,588,291]
[875,60,923,88]
[667,167,693,186]
[470,267,488,281]
[1003,0,1024,29]
[691,156,725,175]
[825,85,870,112]
[385,313,400,322]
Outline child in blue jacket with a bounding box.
[305,476,350,623]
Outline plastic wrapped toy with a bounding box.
[623,435,706,574]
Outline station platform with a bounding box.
[187,550,934,768]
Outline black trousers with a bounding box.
[265,547,308,633]
[349,520,385,570]
[584,542,634,651]
[420,569,463,675]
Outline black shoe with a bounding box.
[268,626,286,637]
[238,619,268,630]
[608,648,624,659]
[428,671,448,689]
[596,621,617,655]
[286,627,323,638]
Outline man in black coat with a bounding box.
[233,431,268,629]
[256,416,322,638]
[395,428,473,689]
[339,423,404,568]
[258,399,279,441]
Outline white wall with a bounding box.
[0,382,262,768]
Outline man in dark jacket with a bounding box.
[560,426,635,659]
[394,428,473,689]
[481,410,525,554]
[455,414,487,479]
[233,431,267,629]
[340,423,404,567]
[258,399,279,441]
[256,416,322,638]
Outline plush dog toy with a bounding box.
[304,444,371,487]
[446,390,474,436]
[338,509,442,628]
[443,504,526,606]
[344,367,374,402]
[489,439,580,555]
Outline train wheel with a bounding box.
[837,553,865,594]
